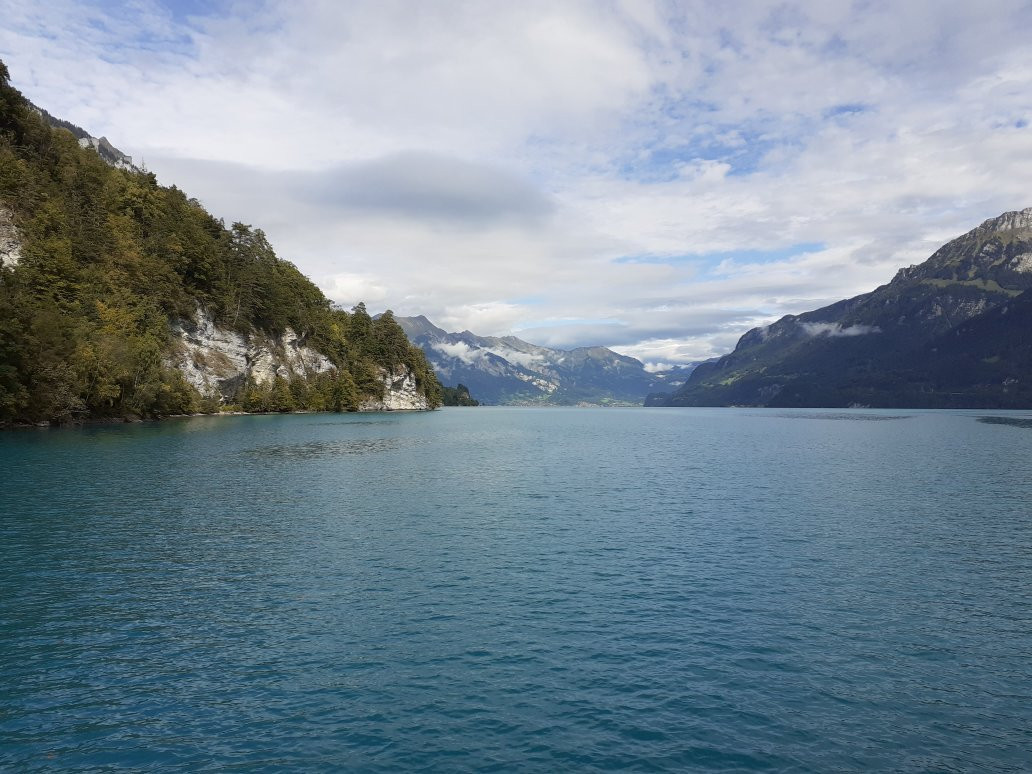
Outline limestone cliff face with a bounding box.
[359,365,431,411]
[76,135,139,173]
[167,306,429,410]
[0,204,21,268]
[166,305,332,399]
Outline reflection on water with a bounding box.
[303,419,397,427]
[246,438,401,459]
[770,412,912,421]
[977,415,1032,429]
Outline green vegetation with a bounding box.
[440,383,479,406]
[0,59,440,424]
[920,278,1021,296]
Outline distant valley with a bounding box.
[396,315,696,405]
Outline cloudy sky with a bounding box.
[3,1,1032,366]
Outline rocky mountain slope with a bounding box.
[397,315,695,405]
[0,59,439,424]
[655,208,1032,408]
[29,102,142,173]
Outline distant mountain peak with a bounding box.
[978,207,1032,235]
[894,205,1032,285]
[389,314,448,340]
[663,206,1032,408]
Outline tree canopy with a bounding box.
[0,59,440,423]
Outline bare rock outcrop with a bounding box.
[0,204,21,268]
[167,305,429,410]
[358,365,431,411]
[166,305,333,401]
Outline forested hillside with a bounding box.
[0,59,440,424]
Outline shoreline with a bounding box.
[1,406,436,430]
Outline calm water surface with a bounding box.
[2,407,1031,771]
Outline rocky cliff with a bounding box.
[358,365,431,411]
[166,306,430,410]
[0,204,20,268]
[167,305,334,399]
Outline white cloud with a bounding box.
[2,0,1031,365]
[482,347,546,370]
[430,341,481,365]
[800,323,881,338]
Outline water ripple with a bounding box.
[977,415,1032,429]
[245,438,402,459]
[2,408,1031,771]
[769,412,912,421]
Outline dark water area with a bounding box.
[2,407,1031,771]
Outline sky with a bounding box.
[2,0,1032,367]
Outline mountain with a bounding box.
[656,208,1032,408]
[396,315,698,405]
[31,102,141,173]
[0,59,440,424]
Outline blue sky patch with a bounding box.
[612,117,791,182]
[823,103,869,119]
[615,242,826,272]
[159,0,222,24]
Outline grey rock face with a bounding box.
[166,305,334,401]
[0,205,21,268]
[358,365,430,411]
[978,207,1032,235]
[167,306,427,410]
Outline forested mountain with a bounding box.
[440,383,480,406]
[0,59,440,425]
[654,208,1032,408]
[396,315,696,405]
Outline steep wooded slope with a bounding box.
[0,60,440,424]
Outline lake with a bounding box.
[2,407,1031,771]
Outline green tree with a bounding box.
[0,56,442,424]
[267,374,295,413]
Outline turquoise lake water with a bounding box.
[2,407,1031,771]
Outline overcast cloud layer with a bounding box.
[2,0,1031,365]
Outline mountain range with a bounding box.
[650,208,1032,408]
[396,315,696,405]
